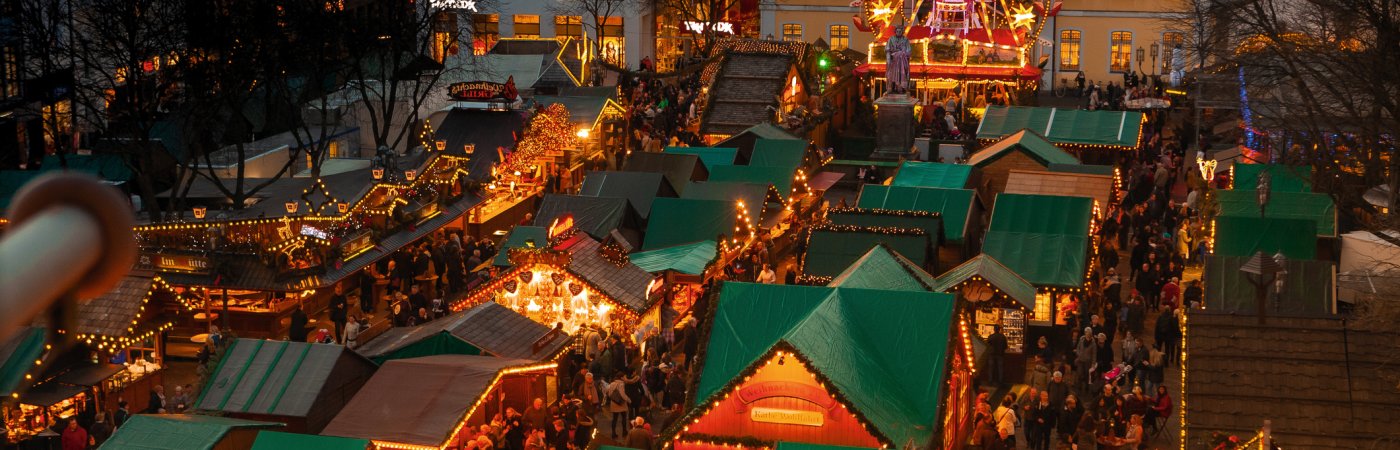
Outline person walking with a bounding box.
[624,417,654,449]
[987,326,1008,387]
[60,419,88,450]
[329,284,348,344]
[289,302,309,342]
[604,372,631,440]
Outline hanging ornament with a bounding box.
[504,280,519,294]
[519,271,534,283]
[569,282,584,296]
[551,272,567,286]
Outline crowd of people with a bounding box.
[46,380,201,450]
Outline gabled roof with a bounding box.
[707,164,797,200]
[557,234,654,312]
[681,181,772,215]
[981,193,1093,287]
[644,198,737,250]
[1231,163,1312,192]
[355,302,572,362]
[630,240,718,275]
[623,152,708,195]
[930,254,1038,310]
[102,414,281,450]
[802,225,931,278]
[578,171,675,219]
[966,129,1080,168]
[1004,170,1113,207]
[1216,189,1336,236]
[532,194,636,240]
[195,339,376,418]
[696,283,955,447]
[977,106,1145,149]
[434,109,524,177]
[891,162,973,189]
[857,185,976,241]
[715,122,801,145]
[827,209,943,245]
[493,226,549,267]
[252,431,370,450]
[828,245,939,292]
[749,138,807,169]
[664,146,739,171]
[701,53,795,136]
[73,274,160,337]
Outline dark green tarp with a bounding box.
[750,139,806,169]
[644,198,736,250]
[978,106,1144,148]
[366,332,483,365]
[664,146,738,171]
[890,162,973,189]
[1214,216,1317,259]
[697,283,954,447]
[981,193,1093,287]
[0,327,45,397]
[101,414,281,450]
[1215,189,1336,236]
[966,129,1080,167]
[1231,164,1312,193]
[252,431,370,450]
[828,210,943,246]
[930,254,1038,310]
[195,339,376,418]
[681,181,771,215]
[1203,255,1335,315]
[493,226,549,267]
[803,228,931,277]
[707,165,797,201]
[532,194,635,240]
[630,240,717,275]
[828,245,938,292]
[857,185,976,241]
[578,171,672,219]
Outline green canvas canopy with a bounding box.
[981,193,1093,287]
[891,161,974,189]
[828,245,938,292]
[695,283,955,447]
[802,227,931,278]
[681,181,772,215]
[0,327,45,397]
[1215,189,1336,236]
[930,254,1038,310]
[858,184,975,241]
[252,431,370,450]
[644,198,736,250]
[749,138,806,169]
[707,165,797,201]
[1232,164,1312,193]
[493,226,549,267]
[101,414,281,450]
[578,171,673,219]
[827,209,944,245]
[966,129,1081,168]
[977,106,1145,149]
[1214,216,1317,259]
[1203,255,1335,315]
[195,339,377,432]
[532,194,636,240]
[630,240,718,275]
[355,303,572,363]
[664,146,738,171]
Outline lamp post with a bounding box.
[1150,42,1160,77]
[1136,47,1145,75]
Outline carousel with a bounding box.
[854,0,1056,113]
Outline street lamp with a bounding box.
[1136,47,1145,74]
[192,206,207,220]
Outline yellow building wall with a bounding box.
[766,0,874,52]
[1048,0,1181,87]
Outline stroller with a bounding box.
[1102,364,1134,387]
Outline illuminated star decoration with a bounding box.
[867,0,895,26]
[1008,3,1036,29]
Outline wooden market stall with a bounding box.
[975,106,1146,161]
[321,355,556,450]
[927,254,1039,380]
[798,223,934,284]
[100,414,282,450]
[856,184,983,264]
[194,339,378,433]
[964,129,1082,197]
[577,171,678,221]
[630,240,720,321]
[355,302,573,364]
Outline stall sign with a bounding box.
[342,231,375,261]
[140,253,211,274]
[683,21,734,34]
[548,214,575,240]
[751,407,824,427]
[411,202,442,223]
[300,225,330,240]
[448,77,518,101]
[531,325,565,354]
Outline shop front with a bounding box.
[929,254,1040,384]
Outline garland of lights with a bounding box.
[810,222,929,236]
[673,433,776,448]
[826,206,943,219]
[794,274,834,285]
[500,103,573,180]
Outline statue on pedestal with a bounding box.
[885,24,911,95]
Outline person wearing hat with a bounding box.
[624,417,654,449]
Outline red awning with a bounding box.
[855,63,1042,81]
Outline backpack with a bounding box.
[608,385,625,405]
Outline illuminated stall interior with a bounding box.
[928,254,1037,358]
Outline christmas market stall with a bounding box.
[100,414,281,450]
[532,88,628,183]
[430,108,533,238]
[699,52,808,144]
[251,431,370,450]
[194,339,378,433]
[856,184,982,264]
[1201,254,1336,315]
[630,240,720,322]
[976,106,1145,156]
[623,152,709,195]
[643,198,750,251]
[532,194,642,246]
[321,355,557,450]
[890,162,976,189]
[355,302,572,364]
[1211,189,1336,258]
[979,193,1097,356]
[664,147,740,172]
[578,171,678,220]
[798,223,933,283]
[928,254,1038,368]
[963,129,1081,196]
[491,226,550,269]
[660,282,964,450]
[1003,169,1114,208]
[0,327,49,444]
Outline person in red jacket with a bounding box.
[60,418,89,450]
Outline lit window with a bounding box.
[555,16,584,41]
[1162,31,1184,72]
[472,14,500,55]
[431,11,458,63]
[1059,30,1081,71]
[600,17,625,65]
[829,25,849,50]
[1110,31,1133,73]
[1032,292,1053,325]
[782,23,803,42]
[514,14,540,38]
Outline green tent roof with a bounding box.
[195,339,374,417]
[1216,189,1336,236]
[682,181,771,214]
[0,327,45,397]
[775,443,878,450]
[630,240,717,275]
[1203,255,1335,315]
[802,227,931,278]
[930,254,1038,310]
[1047,163,1116,176]
[750,138,806,169]
[966,129,1081,168]
[828,209,943,245]
[1214,216,1317,259]
[828,245,938,291]
[707,165,797,201]
[101,414,281,450]
[532,194,635,240]
[578,171,671,218]
[982,193,1093,287]
[664,146,738,171]
[858,185,976,241]
[1231,164,1313,193]
[493,226,549,267]
[252,431,369,450]
[644,198,736,250]
[697,283,955,447]
[977,106,1145,148]
[891,162,973,189]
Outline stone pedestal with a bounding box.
[872,93,917,160]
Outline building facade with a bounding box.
[449,1,653,71]
[759,0,872,53]
[1039,0,1184,91]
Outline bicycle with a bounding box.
[1054,78,1069,97]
